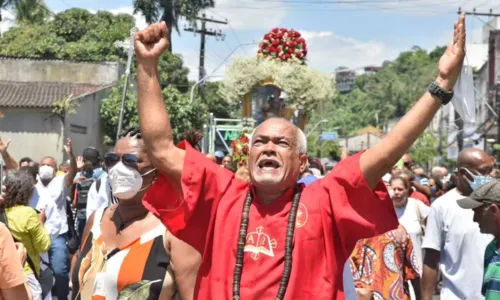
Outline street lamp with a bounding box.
[307,119,328,137]
[190,75,223,103]
[114,27,137,141]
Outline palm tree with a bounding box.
[0,0,14,23]
[133,0,215,51]
[13,0,49,25]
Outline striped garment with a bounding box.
[71,207,176,300]
[483,239,500,299]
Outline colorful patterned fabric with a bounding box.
[483,239,500,299]
[71,207,175,300]
[349,225,419,300]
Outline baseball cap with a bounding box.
[457,181,500,209]
[82,147,100,164]
[214,151,224,159]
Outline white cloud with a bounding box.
[298,30,401,73]
[204,0,289,30]
[0,9,15,34]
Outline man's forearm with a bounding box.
[65,153,77,187]
[137,62,175,159]
[1,150,18,170]
[414,181,431,198]
[421,261,439,300]
[361,92,441,188]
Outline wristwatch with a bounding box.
[428,81,454,105]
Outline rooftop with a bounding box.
[0,81,107,108]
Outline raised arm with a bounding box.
[135,22,185,190]
[360,14,466,188]
[0,138,18,170]
[63,138,77,188]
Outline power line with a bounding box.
[184,13,227,97]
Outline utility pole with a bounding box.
[496,86,500,161]
[184,14,227,98]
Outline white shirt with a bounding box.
[36,175,69,235]
[395,198,430,272]
[422,189,493,300]
[29,187,62,240]
[86,173,110,220]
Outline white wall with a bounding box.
[0,108,64,163]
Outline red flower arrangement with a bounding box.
[258,27,307,62]
[231,131,251,167]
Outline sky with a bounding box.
[1,0,499,80]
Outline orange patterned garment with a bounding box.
[348,225,420,300]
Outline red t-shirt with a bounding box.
[410,189,430,206]
[143,142,399,300]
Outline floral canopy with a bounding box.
[220,27,336,115]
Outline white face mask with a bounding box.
[39,165,55,181]
[108,162,155,200]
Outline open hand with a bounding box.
[64,138,73,156]
[0,137,11,154]
[437,13,466,91]
[134,21,170,64]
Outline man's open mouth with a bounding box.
[258,159,281,170]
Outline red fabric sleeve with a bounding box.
[327,152,399,258]
[142,142,234,253]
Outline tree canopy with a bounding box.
[0,8,134,61]
[307,45,446,159]
[316,46,445,136]
[0,8,236,145]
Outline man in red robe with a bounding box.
[134,14,466,300]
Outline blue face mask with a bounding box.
[463,168,494,191]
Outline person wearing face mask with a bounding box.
[36,139,77,300]
[70,127,201,300]
[421,148,495,300]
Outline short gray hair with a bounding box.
[3,170,35,208]
[249,119,307,154]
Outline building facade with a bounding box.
[0,57,121,164]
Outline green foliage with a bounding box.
[53,95,79,119]
[199,81,239,119]
[312,46,446,137]
[101,78,208,146]
[410,132,439,167]
[13,0,49,25]
[0,8,134,61]
[306,132,341,159]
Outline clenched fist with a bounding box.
[135,21,170,65]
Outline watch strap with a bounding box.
[428,81,453,105]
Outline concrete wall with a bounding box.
[0,87,110,165]
[0,108,64,163]
[0,58,122,85]
[66,88,111,157]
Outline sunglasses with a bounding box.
[104,153,138,169]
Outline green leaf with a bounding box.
[116,279,161,300]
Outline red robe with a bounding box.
[143,142,398,299]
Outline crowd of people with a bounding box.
[0,13,497,300]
